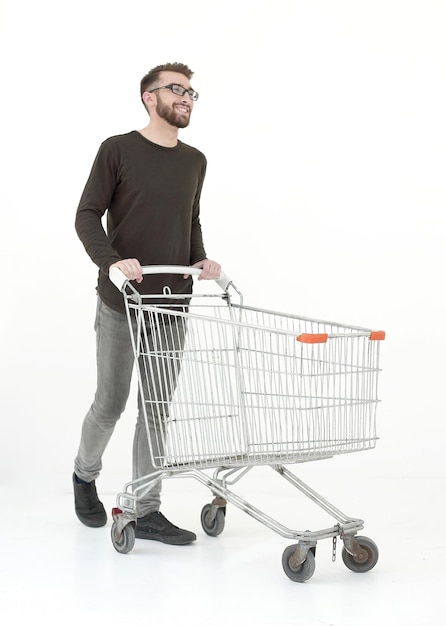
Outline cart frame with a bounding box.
[109,265,384,582]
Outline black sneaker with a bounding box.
[73,473,107,528]
[135,511,196,545]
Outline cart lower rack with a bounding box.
[109,266,384,582]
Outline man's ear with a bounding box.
[142,91,155,109]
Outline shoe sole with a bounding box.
[135,530,196,545]
[75,512,107,528]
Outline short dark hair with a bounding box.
[140,62,194,100]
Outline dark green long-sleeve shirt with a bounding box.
[75,131,208,312]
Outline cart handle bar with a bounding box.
[109,264,232,293]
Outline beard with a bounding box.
[156,100,191,128]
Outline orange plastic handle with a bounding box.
[297,333,329,344]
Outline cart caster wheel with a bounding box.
[342,536,379,573]
[201,503,225,537]
[111,522,135,554]
[282,545,316,582]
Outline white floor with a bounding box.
[2,465,445,626]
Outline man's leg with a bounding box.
[73,297,134,526]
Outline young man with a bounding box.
[73,62,221,545]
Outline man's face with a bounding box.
[153,71,195,128]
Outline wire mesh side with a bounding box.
[126,300,381,470]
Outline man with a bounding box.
[73,62,221,545]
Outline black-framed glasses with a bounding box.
[148,83,199,101]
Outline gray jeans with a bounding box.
[74,297,185,516]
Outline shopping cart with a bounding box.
[109,265,385,582]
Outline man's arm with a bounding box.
[189,159,208,265]
[75,141,121,274]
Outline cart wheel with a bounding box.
[342,536,379,573]
[282,545,316,583]
[200,504,225,537]
[111,522,135,554]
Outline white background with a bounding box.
[1,0,444,482]
[1,1,445,624]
